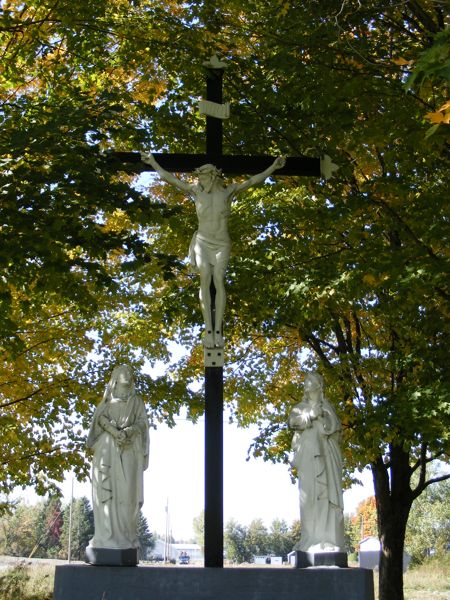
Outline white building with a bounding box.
[149,539,203,563]
[254,555,283,565]
[359,536,411,572]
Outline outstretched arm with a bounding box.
[233,156,286,195]
[140,152,192,193]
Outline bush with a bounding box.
[0,563,30,600]
[0,562,54,600]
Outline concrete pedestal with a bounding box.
[85,546,138,566]
[293,550,348,568]
[54,565,374,600]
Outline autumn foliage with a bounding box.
[0,2,449,600]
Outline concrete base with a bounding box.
[294,550,348,568]
[85,546,138,566]
[54,565,374,600]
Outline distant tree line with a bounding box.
[223,478,450,565]
[3,488,446,565]
[0,497,154,560]
[224,518,301,563]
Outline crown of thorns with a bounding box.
[195,164,223,177]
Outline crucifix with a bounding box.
[110,56,336,568]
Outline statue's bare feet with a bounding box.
[214,331,224,348]
[203,330,215,348]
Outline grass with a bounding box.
[372,557,450,600]
[403,558,450,600]
[0,560,54,600]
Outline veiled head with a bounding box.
[303,372,324,399]
[104,364,135,400]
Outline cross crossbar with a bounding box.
[109,151,320,176]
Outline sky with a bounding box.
[23,415,374,542]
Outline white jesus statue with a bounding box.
[141,152,285,349]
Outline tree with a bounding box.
[0,500,41,557]
[405,474,450,563]
[0,498,64,558]
[289,519,301,550]
[31,497,63,558]
[138,510,155,557]
[267,519,296,561]
[0,0,192,499]
[349,497,378,552]
[224,519,251,564]
[192,510,205,554]
[344,514,356,555]
[224,518,300,563]
[407,27,450,133]
[245,518,270,558]
[59,497,94,561]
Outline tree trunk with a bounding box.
[372,447,413,600]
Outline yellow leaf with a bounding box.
[363,274,377,286]
[425,111,445,124]
[426,101,450,125]
[392,57,412,66]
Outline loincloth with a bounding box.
[189,231,231,272]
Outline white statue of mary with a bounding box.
[86,365,149,555]
[288,372,345,553]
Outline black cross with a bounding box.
[110,60,322,568]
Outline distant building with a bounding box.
[253,555,283,565]
[359,536,411,572]
[148,539,203,563]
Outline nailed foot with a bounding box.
[203,330,215,348]
[214,331,224,348]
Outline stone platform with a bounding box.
[85,546,138,566]
[293,550,348,568]
[54,565,374,600]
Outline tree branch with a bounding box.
[412,471,450,499]
[352,310,362,356]
[305,333,333,367]
[369,193,447,268]
[1,448,57,466]
[411,450,445,473]
[406,0,440,35]
[343,315,354,354]
[332,318,349,354]
[0,387,44,409]
[0,377,74,409]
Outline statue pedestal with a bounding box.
[54,565,374,600]
[85,547,138,566]
[292,550,348,568]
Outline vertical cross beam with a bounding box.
[204,61,225,568]
[206,67,223,161]
[204,365,223,568]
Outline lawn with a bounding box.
[373,557,450,600]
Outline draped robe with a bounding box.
[86,394,149,549]
[289,398,345,552]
